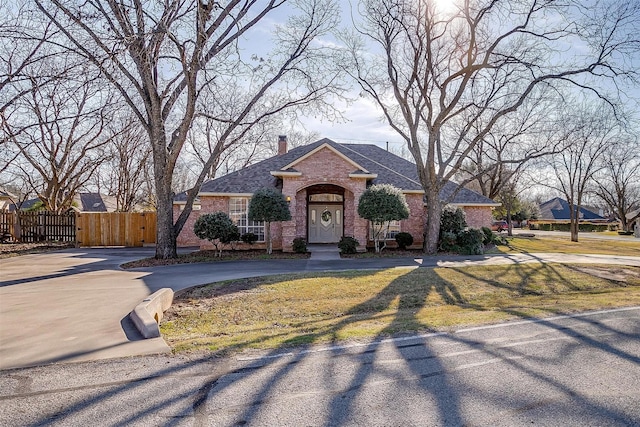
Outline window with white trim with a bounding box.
[229,197,265,241]
[369,220,401,240]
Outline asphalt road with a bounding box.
[2,248,640,370]
[0,307,638,426]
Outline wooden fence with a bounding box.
[1,211,76,243]
[76,212,156,247]
[1,211,156,247]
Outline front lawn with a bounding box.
[498,236,640,256]
[160,263,640,355]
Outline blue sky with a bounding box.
[241,0,639,152]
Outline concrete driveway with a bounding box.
[1,247,640,370]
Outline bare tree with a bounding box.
[0,0,64,173]
[4,69,115,213]
[457,96,560,200]
[543,101,619,242]
[593,137,640,232]
[344,0,639,253]
[187,102,321,180]
[94,116,154,212]
[37,0,347,259]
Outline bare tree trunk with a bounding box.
[424,194,442,255]
[155,187,177,259]
[570,205,579,242]
[506,205,513,237]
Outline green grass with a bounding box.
[497,236,640,256]
[160,263,640,354]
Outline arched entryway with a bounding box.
[307,184,344,243]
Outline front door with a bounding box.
[308,205,343,243]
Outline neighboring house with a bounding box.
[537,197,607,222]
[9,193,118,212]
[0,189,16,211]
[71,193,118,213]
[627,210,640,237]
[7,197,41,212]
[174,137,500,251]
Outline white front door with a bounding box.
[308,205,343,243]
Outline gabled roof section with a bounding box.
[180,138,498,206]
[539,197,606,220]
[279,142,370,173]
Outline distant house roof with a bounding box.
[9,193,118,212]
[8,198,41,212]
[177,138,498,206]
[74,193,117,212]
[538,197,606,221]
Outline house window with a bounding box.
[309,193,343,202]
[369,220,401,240]
[229,197,265,241]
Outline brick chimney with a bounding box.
[278,135,288,156]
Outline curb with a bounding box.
[130,288,174,339]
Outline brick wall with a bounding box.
[175,197,229,247]
[280,146,369,251]
[175,145,494,251]
[462,206,494,229]
[403,193,425,246]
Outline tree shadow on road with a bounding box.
[16,264,640,426]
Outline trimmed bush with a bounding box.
[358,184,410,253]
[438,231,459,253]
[440,207,467,235]
[248,188,291,254]
[456,228,484,255]
[193,212,239,257]
[292,237,307,253]
[395,232,414,250]
[481,226,493,245]
[536,222,609,232]
[338,236,359,254]
[241,232,258,245]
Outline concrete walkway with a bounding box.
[1,246,640,370]
[307,244,341,260]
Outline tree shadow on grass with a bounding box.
[26,265,640,426]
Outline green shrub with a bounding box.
[358,184,409,253]
[292,237,307,253]
[248,188,291,254]
[456,228,484,255]
[481,226,493,245]
[440,207,467,235]
[338,236,359,254]
[395,232,414,250]
[438,231,459,252]
[193,212,239,257]
[536,222,608,232]
[492,233,507,245]
[241,232,258,244]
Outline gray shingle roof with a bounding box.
[539,197,606,220]
[178,138,497,205]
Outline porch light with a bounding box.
[286,196,291,203]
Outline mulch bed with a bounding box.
[0,242,75,259]
[121,249,310,268]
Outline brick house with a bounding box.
[174,137,499,251]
